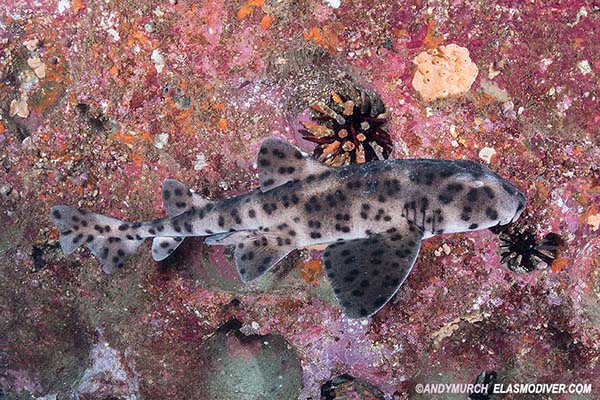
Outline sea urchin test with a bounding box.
[50,138,526,318]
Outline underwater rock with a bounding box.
[73,340,140,400]
[320,374,385,400]
[1,0,600,398]
[197,319,303,400]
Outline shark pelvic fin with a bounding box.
[204,230,294,282]
[232,234,295,282]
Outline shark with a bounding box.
[50,138,526,318]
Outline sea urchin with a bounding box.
[299,88,392,166]
[498,227,561,272]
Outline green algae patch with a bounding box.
[197,319,303,400]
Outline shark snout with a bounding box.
[509,189,526,224]
[486,177,526,226]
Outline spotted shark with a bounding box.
[50,138,526,318]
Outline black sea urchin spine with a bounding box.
[498,228,561,272]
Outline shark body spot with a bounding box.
[467,188,479,202]
[486,207,498,220]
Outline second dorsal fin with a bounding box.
[151,179,212,261]
[257,138,331,192]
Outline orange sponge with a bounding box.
[412,44,479,101]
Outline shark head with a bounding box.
[418,160,527,235]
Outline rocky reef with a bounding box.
[1,0,599,399]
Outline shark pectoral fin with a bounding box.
[151,179,213,261]
[233,235,294,282]
[323,225,423,319]
[257,138,332,192]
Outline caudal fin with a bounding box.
[49,205,145,273]
[151,179,213,261]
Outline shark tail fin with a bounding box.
[49,205,145,273]
[151,179,212,261]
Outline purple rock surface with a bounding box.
[1,0,599,399]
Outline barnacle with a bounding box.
[498,227,562,273]
[299,88,392,166]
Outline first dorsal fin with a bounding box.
[161,179,210,216]
[257,138,332,192]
